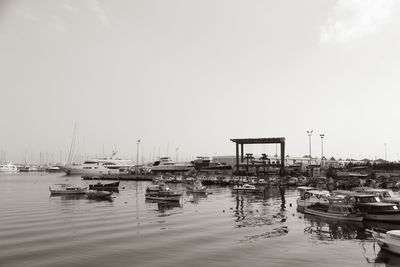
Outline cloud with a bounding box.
[321,0,396,44]
[61,3,78,14]
[88,0,109,28]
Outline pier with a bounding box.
[82,173,155,181]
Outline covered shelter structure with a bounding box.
[230,137,285,174]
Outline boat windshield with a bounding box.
[383,191,394,198]
[357,196,380,203]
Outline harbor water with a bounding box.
[0,173,399,267]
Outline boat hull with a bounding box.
[377,238,400,255]
[145,195,181,201]
[49,189,87,195]
[86,190,113,199]
[365,213,400,222]
[89,182,120,191]
[304,208,364,222]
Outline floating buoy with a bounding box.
[223,210,225,213]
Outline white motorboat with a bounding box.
[233,183,256,192]
[361,188,400,207]
[372,230,400,255]
[297,189,330,211]
[332,190,400,222]
[0,163,18,173]
[151,157,194,174]
[63,152,134,175]
[49,184,87,195]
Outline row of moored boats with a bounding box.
[297,186,400,255]
[48,181,120,199]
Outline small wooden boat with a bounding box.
[145,190,182,201]
[371,229,400,255]
[187,180,207,193]
[49,184,87,195]
[304,197,364,222]
[86,190,113,199]
[232,183,256,192]
[145,184,182,201]
[89,181,120,191]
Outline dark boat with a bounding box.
[89,181,120,192]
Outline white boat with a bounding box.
[372,230,400,255]
[0,163,18,173]
[86,190,113,199]
[63,152,134,175]
[297,189,330,211]
[333,190,400,222]
[151,157,194,173]
[233,183,256,192]
[49,184,87,195]
[360,188,400,207]
[304,197,364,222]
[187,180,207,193]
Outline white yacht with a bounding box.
[151,157,194,174]
[63,153,134,175]
[0,163,18,173]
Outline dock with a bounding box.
[82,174,155,181]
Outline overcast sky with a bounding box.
[1,0,400,164]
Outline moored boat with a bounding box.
[232,183,256,192]
[296,189,330,211]
[86,190,113,199]
[371,229,400,255]
[333,191,400,222]
[187,180,207,193]
[89,181,120,191]
[145,184,182,201]
[304,197,364,222]
[0,163,18,173]
[360,188,400,207]
[49,184,87,195]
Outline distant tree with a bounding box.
[326,167,337,179]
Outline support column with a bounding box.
[240,144,244,163]
[236,143,239,173]
[280,142,285,167]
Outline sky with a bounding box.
[1,0,400,164]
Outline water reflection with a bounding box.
[279,186,286,210]
[364,220,400,232]
[233,191,287,228]
[49,194,86,201]
[303,214,366,241]
[374,250,400,266]
[145,200,182,213]
[190,192,208,204]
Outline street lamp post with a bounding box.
[320,134,325,167]
[136,139,141,174]
[307,130,313,164]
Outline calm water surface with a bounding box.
[1,173,399,267]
